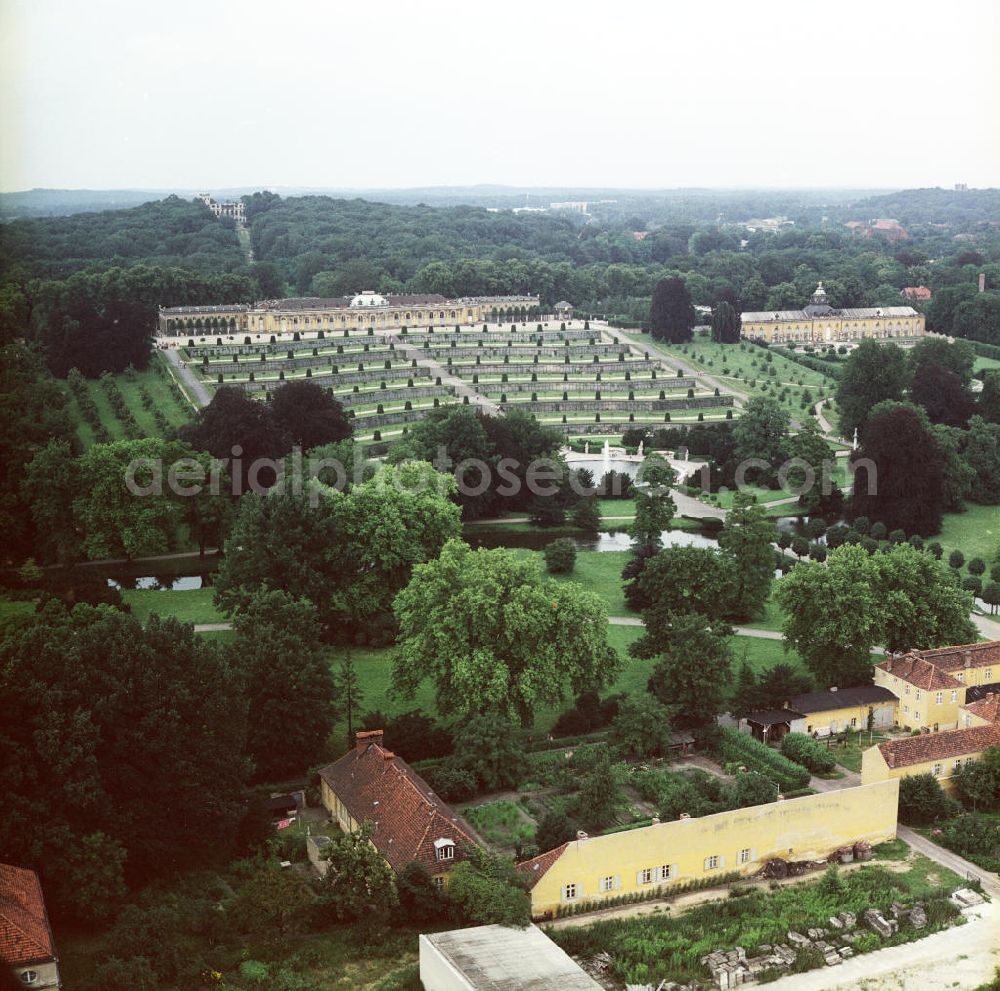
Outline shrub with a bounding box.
[780,733,836,773]
[544,538,577,574]
[717,729,809,791]
[949,549,965,569]
[898,773,959,825]
[422,765,476,802]
[968,557,986,576]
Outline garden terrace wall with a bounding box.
[453,360,660,377]
[415,344,630,360]
[405,329,596,344]
[206,353,395,375]
[352,408,455,430]
[185,334,395,358]
[500,396,733,415]
[240,367,430,393]
[489,379,698,394]
[339,385,452,406]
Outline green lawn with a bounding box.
[641,336,838,418]
[739,592,787,632]
[122,587,223,625]
[973,355,1000,376]
[935,502,1000,571]
[834,729,892,772]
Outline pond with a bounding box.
[89,554,220,591]
[465,527,719,552]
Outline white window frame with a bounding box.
[600,875,615,893]
[932,763,942,777]
[640,867,653,884]
[705,855,720,871]
[563,883,577,901]
[738,848,751,864]
[935,692,943,705]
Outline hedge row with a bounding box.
[779,732,837,774]
[717,728,810,791]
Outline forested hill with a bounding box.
[0,196,246,278]
[837,187,1000,226]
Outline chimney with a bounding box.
[887,752,895,768]
[383,750,396,764]
[356,729,384,752]
[964,651,972,669]
[979,272,987,293]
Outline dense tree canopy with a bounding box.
[836,340,910,440]
[0,604,249,909]
[649,276,695,343]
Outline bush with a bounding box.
[544,538,577,574]
[898,773,959,825]
[968,557,986,576]
[949,549,965,569]
[780,733,836,774]
[422,765,477,803]
[717,729,810,791]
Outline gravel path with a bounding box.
[163,346,211,407]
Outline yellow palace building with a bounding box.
[157,291,540,337]
[741,282,925,344]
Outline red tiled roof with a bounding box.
[0,864,56,967]
[877,723,1000,768]
[901,286,932,301]
[917,640,1000,673]
[516,844,569,889]
[961,694,1000,724]
[318,733,478,874]
[877,654,962,691]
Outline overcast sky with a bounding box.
[2,0,997,192]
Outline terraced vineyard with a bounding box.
[176,319,740,445]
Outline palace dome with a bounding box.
[349,291,388,308]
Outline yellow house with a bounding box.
[516,781,899,919]
[741,282,925,344]
[861,723,1000,794]
[786,686,898,736]
[874,640,1000,731]
[317,730,479,888]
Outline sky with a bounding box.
[1,0,998,192]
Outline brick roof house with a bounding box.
[960,693,1000,726]
[787,686,897,713]
[916,640,1000,675]
[0,863,59,988]
[876,654,964,692]
[901,286,932,301]
[877,723,1000,769]
[516,843,570,887]
[317,731,479,875]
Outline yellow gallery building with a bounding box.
[516,781,899,919]
[741,283,925,344]
[157,291,540,337]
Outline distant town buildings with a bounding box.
[158,292,540,336]
[844,218,908,241]
[197,192,246,225]
[901,286,932,302]
[0,864,60,990]
[741,282,926,344]
[738,216,795,234]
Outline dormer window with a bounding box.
[434,838,455,862]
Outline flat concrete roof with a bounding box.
[420,924,602,990]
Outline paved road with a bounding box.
[193,623,233,633]
[163,346,211,407]
[972,612,1000,640]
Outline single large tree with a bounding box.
[649,276,696,343]
[836,340,910,440]
[851,401,947,536]
[393,540,616,725]
[630,452,677,549]
[229,588,338,780]
[639,614,734,728]
[732,397,790,473]
[710,299,741,343]
[776,543,883,687]
[269,379,352,452]
[717,491,777,620]
[963,415,1000,504]
[634,545,735,633]
[910,361,974,427]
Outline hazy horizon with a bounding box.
[2,0,998,192]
